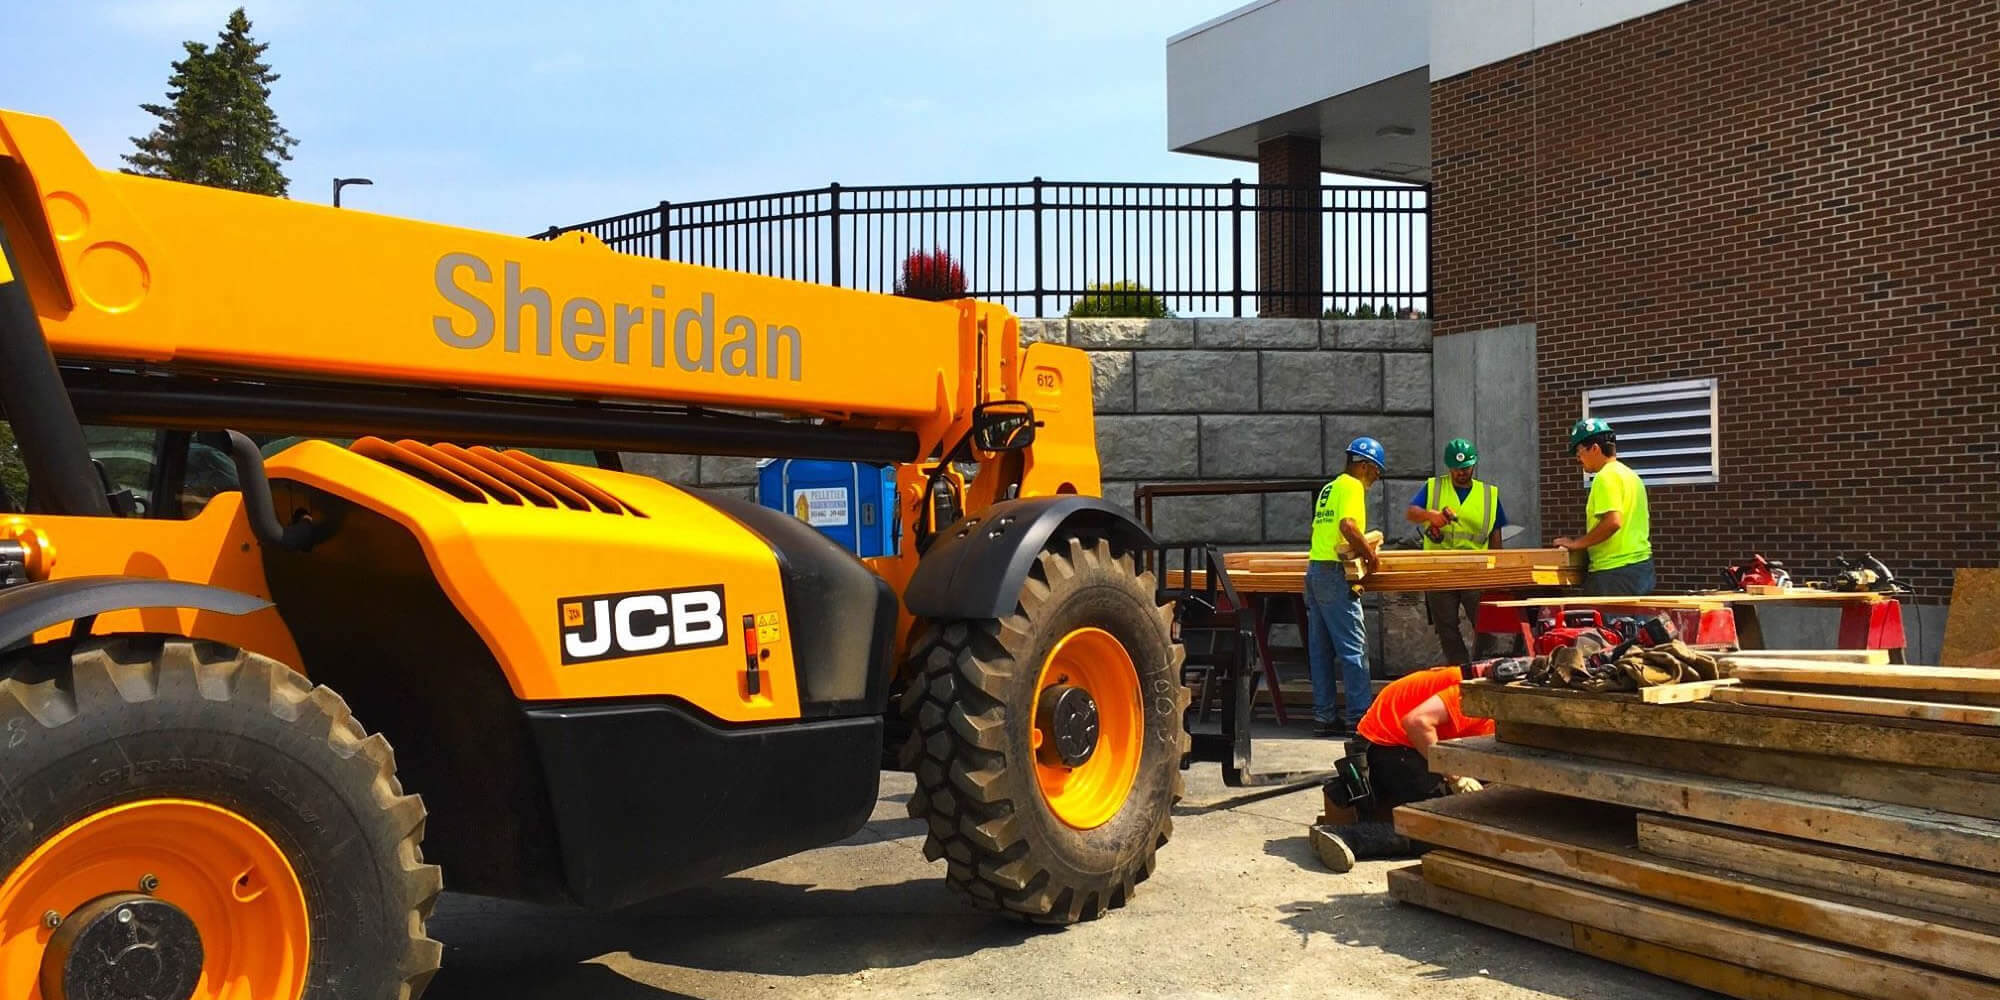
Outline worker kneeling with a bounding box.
[1310,664,1498,872]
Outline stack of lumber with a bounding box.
[1193,546,1582,593]
[1388,673,2000,1000]
[1337,546,1582,589]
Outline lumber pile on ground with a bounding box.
[1388,673,2000,1000]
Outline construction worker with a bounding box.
[1310,663,1495,872]
[1554,417,1655,595]
[1403,437,1510,664]
[1305,437,1385,737]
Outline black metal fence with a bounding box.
[535,180,1428,319]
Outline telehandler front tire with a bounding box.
[0,637,442,1000]
[902,535,1189,924]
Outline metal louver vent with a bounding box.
[351,438,644,515]
[1580,378,1720,486]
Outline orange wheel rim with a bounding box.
[0,799,309,1000]
[1033,627,1143,830]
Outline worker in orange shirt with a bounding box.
[1311,663,1498,872]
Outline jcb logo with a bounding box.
[558,586,727,664]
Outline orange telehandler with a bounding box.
[0,109,1187,1000]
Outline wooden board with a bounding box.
[1461,680,2000,775]
[1427,737,2000,871]
[1726,662,2000,696]
[1942,568,2000,667]
[1491,592,1890,609]
[1715,687,2000,727]
[1641,678,1739,704]
[1496,720,2000,821]
[1419,851,1997,1000]
[1386,867,1869,1000]
[1637,814,2000,928]
[1395,788,2000,979]
[1385,864,1574,949]
[1718,649,1891,666]
[1162,565,1580,594]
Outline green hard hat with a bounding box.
[1569,417,1616,448]
[1444,438,1478,469]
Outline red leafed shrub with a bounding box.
[894,248,966,301]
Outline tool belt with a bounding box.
[1326,738,1374,809]
[1525,637,1721,693]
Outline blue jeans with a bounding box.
[1304,561,1371,726]
[1582,558,1656,596]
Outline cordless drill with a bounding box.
[1425,507,1458,543]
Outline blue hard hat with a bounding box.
[1345,436,1386,471]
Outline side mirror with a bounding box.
[971,401,1036,453]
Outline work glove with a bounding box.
[1446,776,1483,795]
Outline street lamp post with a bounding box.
[332,177,373,207]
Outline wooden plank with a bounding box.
[1715,687,2000,727]
[1943,569,2000,667]
[1726,663,2000,695]
[1642,678,1740,704]
[1395,788,2000,979]
[1571,926,1872,1000]
[1388,867,1869,1000]
[1497,720,2000,821]
[1462,680,2000,775]
[1384,865,1574,948]
[1491,592,1888,609]
[1719,649,1891,666]
[1737,683,2000,709]
[1420,851,1998,1000]
[1427,737,2000,870]
[1637,814,2000,928]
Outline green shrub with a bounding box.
[1067,281,1173,318]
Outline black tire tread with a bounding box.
[901,537,1190,924]
[2,638,443,1000]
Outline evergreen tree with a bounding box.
[124,8,297,196]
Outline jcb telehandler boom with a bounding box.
[0,109,1187,1000]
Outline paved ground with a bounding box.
[423,726,1709,999]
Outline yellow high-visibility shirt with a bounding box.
[1309,474,1367,562]
[1585,459,1651,570]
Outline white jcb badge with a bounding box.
[558,585,727,664]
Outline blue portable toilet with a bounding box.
[755,459,899,557]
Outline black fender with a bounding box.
[904,496,1156,621]
[0,576,271,648]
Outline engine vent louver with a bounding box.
[350,438,644,516]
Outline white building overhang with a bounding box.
[1166,0,1431,182]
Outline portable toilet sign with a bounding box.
[757,459,898,557]
[793,486,849,528]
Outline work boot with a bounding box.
[1309,823,1357,873]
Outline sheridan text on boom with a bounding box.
[430,252,804,381]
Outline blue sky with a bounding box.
[6,0,1275,235]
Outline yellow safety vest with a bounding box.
[1422,477,1497,551]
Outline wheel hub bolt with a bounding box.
[116,908,133,925]
[138,874,160,894]
[42,910,61,930]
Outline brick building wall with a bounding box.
[1431,0,1999,595]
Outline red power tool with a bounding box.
[1719,554,1788,591]
[1531,609,1623,656]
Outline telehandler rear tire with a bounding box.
[901,535,1189,924]
[0,637,442,1000]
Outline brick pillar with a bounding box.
[1256,134,1323,318]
